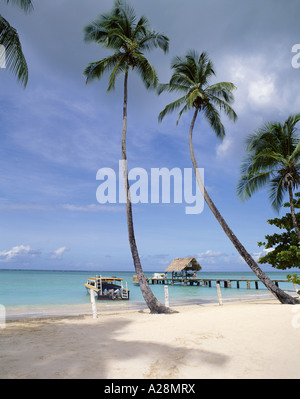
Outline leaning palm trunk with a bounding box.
[189,109,299,305]
[121,72,175,314]
[288,180,300,243]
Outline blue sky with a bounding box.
[0,0,300,272]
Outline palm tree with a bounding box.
[237,114,300,243]
[0,0,33,87]
[83,0,174,313]
[158,50,299,304]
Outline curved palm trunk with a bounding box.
[189,109,299,305]
[121,71,175,314]
[288,181,300,244]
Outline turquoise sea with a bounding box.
[0,269,296,318]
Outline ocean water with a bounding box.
[0,269,296,317]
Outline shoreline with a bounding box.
[1,297,300,379]
[3,291,277,321]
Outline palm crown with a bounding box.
[158,50,237,137]
[0,0,33,87]
[237,114,300,211]
[83,0,169,90]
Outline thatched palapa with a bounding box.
[165,257,201,273]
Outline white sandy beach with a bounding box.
[1,299,300,379]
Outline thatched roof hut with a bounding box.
[165,257,201,273]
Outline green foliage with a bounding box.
[287,273,300,285]
[0,16,28,87]
[237,114,300,211]
[258,193,300,269]
[83,0,169,91]
[0,0,33,87]
[287,273,300,295]
[157,50,237,134]
[3,0,33,14]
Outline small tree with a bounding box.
[258,193,300,270]
[286,274,300,296]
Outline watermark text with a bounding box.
[292,44,300,69]
[96,161,204,214]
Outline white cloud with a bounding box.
[252,248,275,262]
[216,136,233,159]
[50,247,70,260]
[197,250,224,265]
[248,77,276,106]
[215,54,287,160]
[0,245,40,262]
[236,248,275,265]
[197,250,224,258]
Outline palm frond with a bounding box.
[197,51,215,86]
[107,54,127,91]
[237,170,272,201]
[170,53,197,84]
[238,113,300,209]
[0,15,28,87]
[138,31,169,54]
[269,175,286,212]
[168,72,196,90]
[208,94,237,122]
[83,53,126,89]
[157,82,189,96]
[158,95,189,123]
[113,0,136,37]
[284,113,300,135]
[203,102,225,139]
[4,0,33,13]
[290,139,300,161]
[133,53,158,89]
[176,103,190,125]
[206,82,236,103]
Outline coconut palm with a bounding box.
[158,50,299,304]
[0,0,33,87]
[83,0,174,313]
[237,114,300,243]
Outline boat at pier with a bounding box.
[85,276,130,300]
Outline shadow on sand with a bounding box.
[1,314,229,379]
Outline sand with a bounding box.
[1,299,300,379]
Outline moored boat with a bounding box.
[85,276,130,300]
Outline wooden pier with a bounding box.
[133,275,289,290]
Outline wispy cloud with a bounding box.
[50,247,70,260]
[197,250,224,259]
[0,203,124,213]
[0,245,41,262]
[62,204,124,212]
[252,248,275,262]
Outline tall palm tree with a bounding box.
[83,0,174,313]
[158,50,299,304]
[0,0,33,87]
[237,114,300,243]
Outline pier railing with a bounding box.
[134,276,290,290]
